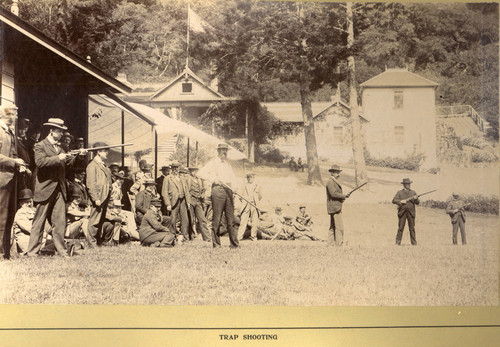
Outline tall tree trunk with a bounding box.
[347,2,368,186]
[246,106,255,163]
[300,75,323,185]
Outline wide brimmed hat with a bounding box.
[217,143,229,150]
[113,172,125,179]
[161,165,170,171]
[299,205,306,209]
[143,178,156,186]
[328,164,342,172]
[43,118,67,130]
[188,166,198,171]
[170,161,180,167]
[18,189,33,200]
[401,178,413,184]
[275,206,282,211]
[150,198,162,207]
[179,167,189,174]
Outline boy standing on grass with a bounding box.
[392,178,419,245]
[446,193,467,245]
[139,198,176,247]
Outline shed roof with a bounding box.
[360,69,438,89]
[0,6,132,94]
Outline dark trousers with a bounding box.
[452,216,466,245]
[211,185,239,248]
[396,212,416,245]
[190,200,211,241]
[142,231,175,247]
[328,212,344,246]
[88,194,111,246]
[0,181,16,259]
[169,198,189,240]
[27,187,67,256]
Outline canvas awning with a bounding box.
[88,94,246,162]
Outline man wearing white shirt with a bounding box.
[198,143,239,248]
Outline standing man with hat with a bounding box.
[86,142,113,247]
[446,193,467,245]
[326,165,350,246]
[186,166,211,241]
[27,118,84,257]
[392,178,420,245]
[162,161,191,242]
[198,143,239,248]
[237,172,262,241]
[156,164,170,214]
[0,103,26,259]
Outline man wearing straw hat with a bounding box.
[27,118,85,257]
[326,164,350,246]
[392,178,420,245]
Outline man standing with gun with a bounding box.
[27,118,86,257]
[237,172,262,241]
[446,193,468,245]
[392,178,420,246]
[198,143,239,249]
[326,165,350,246]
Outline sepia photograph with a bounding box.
[0,0,499,344]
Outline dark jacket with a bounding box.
[139,209,170,242]
[33,138,73,203]
[392,189,420,218]
[326,177,345,214]
[446,199,466,223]
[135,190,154,218]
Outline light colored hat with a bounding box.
[111,199,123,207]
[170,161,180,167]
[43,118,67,130]
[328,164,342,172]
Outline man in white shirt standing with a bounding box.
[198,143,239,249]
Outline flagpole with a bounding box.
[186,4,190,69]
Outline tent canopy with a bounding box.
[88,94,246,161]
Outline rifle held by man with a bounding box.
[401,189,437,204]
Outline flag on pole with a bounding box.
[188,5,213,33]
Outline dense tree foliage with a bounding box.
[0,0,497,140]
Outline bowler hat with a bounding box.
[401,178,413,184]
[143,178,156,186]
[150,198,162,207]
[93,141,108,149]
[328,164,342,172]
[217,143,229,150]
[62,132,74,141]
[43,118,68,131]
[299,205,306,209]
[18,189,33,200]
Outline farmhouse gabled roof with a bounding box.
[360,69,438,88]
[149,67,226,101]
[262,101,368,123]
[0,6,132,94]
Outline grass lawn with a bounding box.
[1,203,497,306]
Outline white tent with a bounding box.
[88,94,246,163]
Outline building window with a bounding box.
[182,82,192,93]
[333,126,343,144]
[394,126,405,144]
[394,91,403,109]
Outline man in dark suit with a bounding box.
[392,178,420,245]
[187,166,211,241]
[446,193,467,245]
[68,168,89,204]
[326,165,350,246]
[27,118,84,257]
[86,142,112,247]
[161,161,191,242]
[135,178,157,225]
[0,103,28,259]
[156,165,170,214]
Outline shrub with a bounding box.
[256,144,284,163]
[365,152,424,171]
[227,138,247,153]
[169,136,214,167]
[470,148,498,163]
[427,167,440,174]
[421,194,499,215]
[461,136,487,149]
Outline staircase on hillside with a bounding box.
[157,134,179,165]
[436,105,491,137]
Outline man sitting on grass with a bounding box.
[295,205,313,232]
[101,199,129,246]
[139,198,176,247]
